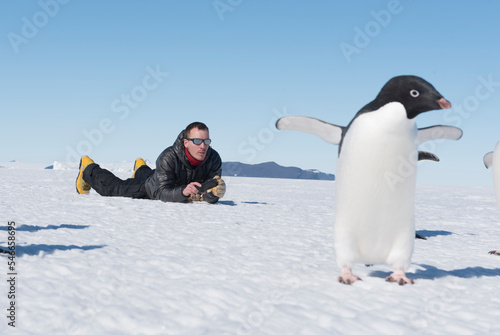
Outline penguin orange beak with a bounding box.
[437,97,451,109]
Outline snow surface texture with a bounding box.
[1,161,500,334]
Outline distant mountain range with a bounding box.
[45,160,335,180]
[222,161,335,180]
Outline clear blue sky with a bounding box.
[1,1,500,187]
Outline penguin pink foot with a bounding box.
[338,267,362,285]
[386,269,414,285]
[488,250,500,256]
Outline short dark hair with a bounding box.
[184,122,209,138]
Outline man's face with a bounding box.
[184,128,210,161]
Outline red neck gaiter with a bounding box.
[184,146,206,166]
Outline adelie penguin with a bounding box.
[483,142,500,256]
[276,75,463,285]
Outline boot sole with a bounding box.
[76,158,91,194]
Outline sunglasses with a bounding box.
[186,138,212,145]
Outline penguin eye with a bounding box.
[410,89,420,98]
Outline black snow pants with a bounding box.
[83,163,154,199]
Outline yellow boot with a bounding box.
[76,156,94,194]
[132,158,147,178]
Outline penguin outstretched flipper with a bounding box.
[418,151,439,162]
[416,125,462,163]
[484,151,494,169]
[417,125,463,145]
[276,115,344,145]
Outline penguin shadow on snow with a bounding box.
[216,200,268,206]
[4,244,105,257]
[216,200,237,206]
[368,264,500,281]
[368,230,499,280]
[415,230,453,239]
[0,224,89,232]
[0,224,105,256]
[241,201,268,205]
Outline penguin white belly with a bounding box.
[492,141,500,211]
[335,102,417,269]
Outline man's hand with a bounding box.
[182,182,202,197]
[183,177,226,203]
[187,194,203,202]
[195,179,218,193]
[207,176,226,198]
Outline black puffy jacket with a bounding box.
[144,130,222,203]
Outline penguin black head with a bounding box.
[373,75,451,119]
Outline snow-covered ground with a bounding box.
[1,161,500,334]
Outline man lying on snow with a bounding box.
[75,121,226,203]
